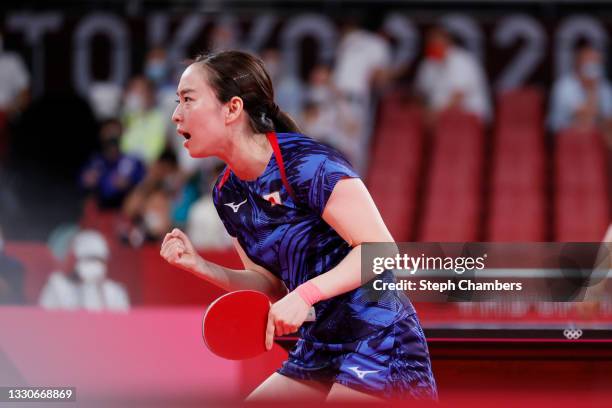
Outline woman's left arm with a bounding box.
[310,177,394,295]
[265,178,393,349]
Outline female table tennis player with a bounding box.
[160,50,437,402]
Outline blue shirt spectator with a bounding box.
[80,119,145,209]
[548,44,612,133]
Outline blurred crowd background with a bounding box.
[0,0,610,311]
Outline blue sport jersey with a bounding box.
[213,132,437,400]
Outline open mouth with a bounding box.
[178,130,191,140]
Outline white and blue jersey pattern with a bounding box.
[213,132,437,400]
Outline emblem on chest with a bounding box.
[262,191,282,206]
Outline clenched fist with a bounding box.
[160,228,200,273]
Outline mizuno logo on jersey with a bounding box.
[224,199,248,213]
[348,366,379,379]
[263,191,282,206]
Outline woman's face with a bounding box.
[172,64,227,158]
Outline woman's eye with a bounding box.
[184,97,192,102]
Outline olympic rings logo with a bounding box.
[563,328,583,340]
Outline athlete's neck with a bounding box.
[222,130,273,181]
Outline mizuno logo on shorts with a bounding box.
[225,199,248,213]
[348,366,379,379]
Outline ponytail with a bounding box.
[268,103,301,134]
[195,50,301,135]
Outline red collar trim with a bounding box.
[216,132,295,200]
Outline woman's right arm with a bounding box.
[160,229,288,301]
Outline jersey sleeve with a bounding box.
[293,152,360,216]
[212,179,237,238]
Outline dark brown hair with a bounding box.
[194,50,301,134]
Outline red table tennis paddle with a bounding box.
[202,290,271,360]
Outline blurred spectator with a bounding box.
[0,33,30,116]
[87,82,123,122]
[120,76,167,165]
[0,224,25,304]
[332,15,392,171]
[301,64,361,165]
[47,223,80,263]
[209,17,238,52]
[548,43,612,134]
[145,47,173,91]
[171,168,205,229]
[39,229,129,311]
[145,46,205,176]
[186,164,233,250]
[414,26,491,123]
[261,47,304,120]
[121,150,183,246]
[333,15,393,105]
[80,119,146,210]
[0,32,30,161]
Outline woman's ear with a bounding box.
[225,96,244,124]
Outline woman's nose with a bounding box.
[172,105,182,124]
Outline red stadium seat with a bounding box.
[555,192,609,241]
[80,198,123,239]
[488,193,547,241]
[419,111,485,241]
[487,87,547,242]
[496,87,544,127]
[367,96,424,241]
[555,130,607,193]
[554,129,610,241]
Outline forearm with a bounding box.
[308,245,364,300]
[194,256,287,300]
[305,178,396,302]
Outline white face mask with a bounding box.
[144,211,164,232]
[145,60,167,84]
[76,259,106,282]
[582,62,604,81]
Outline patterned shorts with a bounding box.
[277,313,438,400]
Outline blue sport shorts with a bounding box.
[277,313,438,400]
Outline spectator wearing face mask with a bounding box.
[414,26,491,123]
[120,76,167,165]
[0,225,25,305]
[79,119,146,210]
[145,47,207,177]
[39,229,129,311]
[145,47,173,91]
[332,14,393,172]
[301,64,361,166]
[548,42,612,134]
